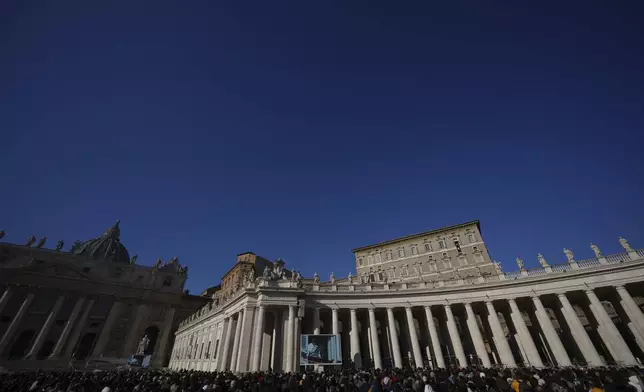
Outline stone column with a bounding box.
[313,308,321,334]
[531,296,571,366]
[152,307,176,367]
[0,286,13,315]
[387,307,403,368]
[349,308,362,368]
[485,301,515,367]
[464,302,491,367]
[270,310,280,371]
[25,295,65,359]
[293,315,301,370]
[49,297,84,358]
[236,307,255,372]
[0,292,35,354]
[122,304,149,356]
[368,308,382,369]
[285,305,296,372]
[556,293,603,366]
[213,321,225,368]
[220,316,235,370]
[332,308,339,335]
[64,298,95,357]
[585,288,637,365]
[424,306,445,368]
[444,304,467,366]
[252,305,266,371]
[92,301,123,357]
[615,285,644,341]
[405,307,424,368]
[508,298,543,367]
[230,311,244,371]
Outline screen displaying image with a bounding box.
[300,334,342,365]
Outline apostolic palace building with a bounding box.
[1,220,644,372]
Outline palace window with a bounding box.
[468,233,476,243]
[386,252,392,261]
[358,258,363,266]
[454,239,461,253]
[438,240,446,249]
[375,253,382,263]
[163,276,173,287]
[388,269,395,278]
[401,265,409,276]
[424,243,431,252]
[398,248,405,258]
[411,246,418,255]
[378,271,385,281]
[367,255,374,265]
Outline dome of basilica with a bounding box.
[71,220,131,263]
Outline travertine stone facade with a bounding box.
[171,221,644,371]
[0,222,208,371]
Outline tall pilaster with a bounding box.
[0,292,34,355]
[285,305,296,372]
[387,307,403,368]
[152,307,176,367]
[485,301,515,367]
[508,298,543,367]
[464,302,491,367]
[556,293,603,366]
[444,304,467,366]
[368,308,382,369]
[423,306,444,368]
[532,296,571,366]
[49,297,85,358]
[251,305,266,371]
[313,308,321,334]
[92,301,123,357]
[405,307,424,368]
[25,295,65,359]
[236,307,255,372]
[64,298,95,357]
[349,308,362,368]
[122,304,150,356]
[585,288,637,365]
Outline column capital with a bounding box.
[444,303,452,309]
[349,308,357,313]
[614,284,626,291]
[556,292,568,298]
[368,307,375,313]
[464,301,474,308]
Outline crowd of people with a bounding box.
[1,366,643,392]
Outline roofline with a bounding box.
[236,251,256,256]
[351,220,481,253]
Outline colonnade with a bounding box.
[171,284,644,371]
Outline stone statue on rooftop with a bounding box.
[170,257,179,265]
[590,243,602,258]
[71,240,82,252]
[246,268,255,282]
[130,254,138,264]
[493,261,503,275]
[347,272,353,284]
[516,257,525,270]
[154,258,162,268]
[329,272,336,284]
[55,240,64,252]
[0,230,5,240]
[537,253,549,268]
[563,248,575,263]
[313,272,320,284]
[619,237,633,252]
[263,266,271,280]
[26,236,36,247]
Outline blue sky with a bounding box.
[2,1,643,293]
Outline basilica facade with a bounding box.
[0,222,208,371]
[170,220,644,372]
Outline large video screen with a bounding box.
[300,334,342,365]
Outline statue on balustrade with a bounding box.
[516,257,525,270]
[130,254,138,264]
[493,261,503,275]
[619,237,633,252]
[347,272,353,284]
[26,235,36,247]
[35,237,47,248]
[329,272,336,284]
[0,230,4,240]
[55,240,64,252]
[246,268,255,283]
[537,253,549,267]
[591,243,602,257]
[71,240,82,252]
[313,272,320,284]
[136,334,150,355]
[154,258,163,269]
[563,248,575,263]
[263,266,272,280]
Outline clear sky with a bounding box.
[2,1,643,294]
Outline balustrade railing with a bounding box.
[606,253,631,263]
[577,258,601,268]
